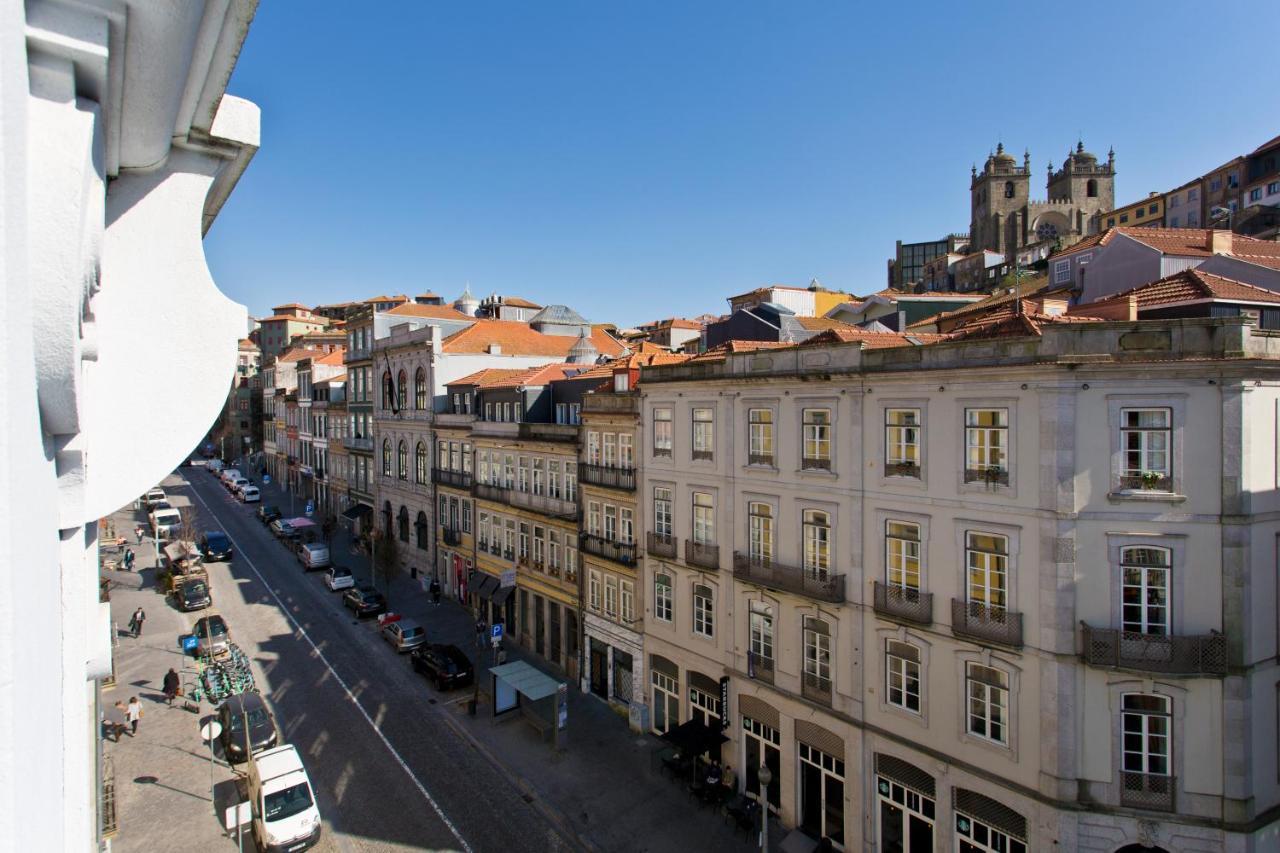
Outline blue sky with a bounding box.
[205,1,1278,328]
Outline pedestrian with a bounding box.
[130,607,146,638]
[109,701,127,742]
[135,525,144,544]
[162,668,180,706]
[125,696,142,735]
[123,548,134,571]
[430,577,441,605]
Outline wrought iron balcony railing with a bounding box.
[442,528,462,547]
[1120,772,1175,812]
[801,672,832,706]
[647,531,677,559]
[685,540,720,570]
[951,599,1023,647]
[579,463,636,491]
[872,581,933,625]
[581,533,637,566]
[732,553,846,604]
[1081,624,1227,676]
[433,467,473,490]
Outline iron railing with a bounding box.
[442,528,463,547]
[963,467,1009,486]
[951,599,1023,647]
[1119,474,1173,492]
[581,533,637,566]
[748,652,775,684]
[343,437,373,452]
[1120,772,1175,812]
[100,754,117,838]
[748,452,774,467]
[801,456,831,471]
[647,531,677,558]
[473,482,508,503]
[733,553,846,603]
[433,467,473,490]
[508,489,579,520]
[691,449,713,462]
[1081,624,1227,675]
[873,582,933,625]
[579,463,636,491]
[884,461,920,478]
[685,540,721,570]
[801,672,832,706]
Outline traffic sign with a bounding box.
[305,500,314,517]
[263,474,271,485]
[491,623,504,640]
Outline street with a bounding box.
[130,466,573,852]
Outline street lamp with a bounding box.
[757,763,773,852]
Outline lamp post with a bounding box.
[757,763,773,852]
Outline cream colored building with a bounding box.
[638,317,1280,851]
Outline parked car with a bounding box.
[323,566,354,592]
[144,488,166,508]
[192,614,230,657]
[381,620,426,653]
[230,477,251,495]
[175,577,212,612]
[217,691,279,764]
[411,644,474,690]
[298,542,331,571]
[269,519,295,539]
[257,505,282,525]
[207,459,224,475]
[342,586,386,618]
[239,486,261,503]
[199,531,233,562]
[219,468,241,488]
[150,507,182,540]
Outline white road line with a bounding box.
[185,475,474,853]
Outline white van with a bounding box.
[207,459,225,475]
[246,744,322,852]
[221,468,242,488]
[151,508,182,540]
[230,477,250,494]
[240,486,261,503]
[298,542,330,571]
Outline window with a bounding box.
[955,812,1025,853]
[966,532,1008,611]
[966,663,1008,744]
[381,440,391,476]
[1121,546,1170,635]
[397,506,410,543]
[748,502,774,564]
[1003,180,1014,199]
[886,520,921,591]
[619,434,633,468]
[1122,693,1171,776]
[692,492,714,545]
[1121,408,1170,489]
[565,463,577,502]
[532,458,543,495]
[396,370,407,411]
[654,573,672,622]
[1053,259,1070,284]
[748,409,774,464]
[613,372,629,393]
[886,640,921,713]
[621,580,634,623]
[1119,214,1129,224]
[692,408,714,460]
[381,371,393,410]
[604,576,619,618]
[653,487,672,537]
[1269,181,1280,196]
[689,686,720,728]
[653,408,673,456]
[964,408,1008,481]
[588,570,602,611]
[1086,179,1097,197]
[651,669,679,734]
[415,368,427,410]
[415,442,428,483]
[803,616,831,691]
[1135,207,1144,219]
[802,409,831,469]
[587,431,600,465]
[885,408,921,476]
[416,511,429,550]
[603,505,617,541]
[397,441,407,480]
[693,584,714,638]
[1188,187,1199,202]
[620,508,634,545]
[749,601,774,664]
[802,510,830,579]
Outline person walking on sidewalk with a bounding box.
[430,577,441,605]
[125,697,142,736]
[129,607,146,638]
[123,548,134,571]
[135,525,144,545]
[162,668,180,706]
[109,701,128,742]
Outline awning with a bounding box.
[286,517,317,528]
[491,584,515,607]
[342,504,372,520]
[660,719,728,757]
[489,660,561,702]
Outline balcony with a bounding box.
[518,422,578,443]
[343,436,373,452]
[691,449,713,462]
[801,672,832,706]
[951,599,1023,648]
[473,482,508,504]
[1118,474,1173,493]
[509,489,579,520]
[1081,624,1227,676]
[1120,772,1175,813]
[314,468,325,482]
[800,457,831,472]
[647,531,677,559]
[579,463,636,491]
[433,467,473,490]
[732,553,846,604]
[873,581,933,625]
[442,528,462,547]
[747,652,774,684]
[963,467,1009,486]
[685,540,721,570]
[747,452,774,467]
[581,533,637,567]
[582,392,639,414]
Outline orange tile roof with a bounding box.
[905,276,1054,330]
[385,303,471,321]
[801,328,951,349]
[440,320,626,357]
[275,347,320,363]
[260,314,327,325]
[648,317,703,330]
[315,349,348,365]
[1249,134,1280,155]
[1057,227,1280,260]
[947,303,1102,340]
[795,316,861,331]
[272,303,311,312]
[689,340,794,362]
[238,338,259,350]
[494,296,542,309]
[448,363,580,389]
[1093,268,1280,308]
[728,284,812,300]
[364,294,410,304]
[321,373,348,383]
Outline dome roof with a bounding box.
[567,327,598,364]
[992,142,1016,165]
[530,304,588,326]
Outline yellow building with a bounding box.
[1100,192,1164,230]
[433,415,476,599]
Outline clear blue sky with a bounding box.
[205,1,1278,328]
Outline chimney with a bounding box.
[1209,229,1233,255]
[487,344,502,355]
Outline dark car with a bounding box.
[342,585,386,618]
[217,691,278,763]
[411,644,474,690]
[256,505,281,525]
[199,531,233,562]
[176,577,212,612]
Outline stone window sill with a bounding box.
[1107,489,1187,504]
[794,467,837,479]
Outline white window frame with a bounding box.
[693,584,714,639]
[654,573,672,623]
[802,408,832,468]
[1121,693,1171,776]
[1120,546,1170,635]
[886,520,921,591]
[748,502,774,564]
[886,640,922,713]
[965,662,1009,745]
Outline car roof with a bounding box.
[220,691,266,713]
[330,566,351,575]
[204,530,227,539]
[434,644,468,660]
[197,615,227,629]
[397,620,422,631]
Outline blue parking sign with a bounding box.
[491,623,503,640]
[305,500,314,517]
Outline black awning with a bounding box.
[341,503,372,520]
[491,584,515,607]
[660,719,728,757]
[469,573,500,600]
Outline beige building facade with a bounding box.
[638,318,1280,851]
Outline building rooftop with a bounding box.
[1093,268,1280,309]
[260,313,327,325]
[271,302,311,312]
[448,363,581,390]
[440,319,626,357]
[529,304,588,326]
[1057,227,1280,260]
[384,302,471,321]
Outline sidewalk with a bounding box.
[258,476,775,853]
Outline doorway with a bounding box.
[589,639,608,698]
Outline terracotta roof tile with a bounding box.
[384,303,471,321]
[801,328,951,349]
[271,303,311,312]
[448,363,580,389]
[315,349,348,365]
[905,275,1053,330]
[441,320,625,357]
[1093,268,1280,308]
[689,340,793,362]
[364,294,410,304]
[275,347,320,363]
[1057,227,1280,260]
[260,314,328,325]
[493,296,542,309]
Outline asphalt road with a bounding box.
[175,468,571,853]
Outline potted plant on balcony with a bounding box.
[1140,470,1166,491]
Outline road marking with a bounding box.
[184,475,474,853]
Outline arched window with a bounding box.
[381,440,391,476]
[396,370,408,411]
[803,509,830,579]
[1087,178,1098,198]
[381,371,393,410]
[415,368,427,410]
[397,440,408,480]
[382,500,393,538]
[415,442,428,484]
[398,505,410,542]
[1003,180,1015,199]
[416,511,429,550]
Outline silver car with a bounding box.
[381,620,426,653]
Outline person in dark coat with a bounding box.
[162,668,180,705]
[430,577,441,605]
